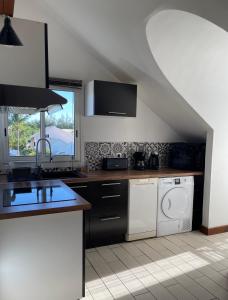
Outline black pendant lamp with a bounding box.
[0,16,23,46]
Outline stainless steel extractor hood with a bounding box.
[0,84,67,114]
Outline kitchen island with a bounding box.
[0,180,91,300]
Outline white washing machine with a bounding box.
[157,176,194,237]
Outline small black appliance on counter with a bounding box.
[133,151,146,170]
[102,158,128,170]
[148,152,160,170]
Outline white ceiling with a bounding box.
[14,0,228,141]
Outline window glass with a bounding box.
[45,90,75,156]
[8,113,40,156]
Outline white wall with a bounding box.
[81,95,183,143]
[146,9,228,228]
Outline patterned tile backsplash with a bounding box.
[85,142,171,170]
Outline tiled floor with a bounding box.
[83,231,228,300]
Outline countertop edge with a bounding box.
[63,169,204,184]
[0,180,91,221]
[0,203,91,220]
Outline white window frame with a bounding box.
[1,86,81,164]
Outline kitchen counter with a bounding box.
[0,180,86,300]
[0,179,91,220]
[64,168,204,184]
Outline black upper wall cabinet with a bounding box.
[85,80,137,117]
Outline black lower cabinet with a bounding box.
[67,180,128,248]
[90,214,127,247]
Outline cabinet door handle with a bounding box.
[71,185,88,189]
[108,112,127,115]
[101,195,121,199]
[102,182,121,186]
[100,216,121,222]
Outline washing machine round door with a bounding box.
[161,187,189,219]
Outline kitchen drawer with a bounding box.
[90,214,127,247]
[90,195,126,216]
[93,180,128,197]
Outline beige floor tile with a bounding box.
[85,265,99,284]
[86,248,97,253]
[158,238,184,254]
[148,283,177,300]
[121,242,144,257]
[165,234,189,247]
[176,262,204,279]
[108,243,121,249]
[138,274,159,289]
[168,283,196,299]
[120,277,148,296]
[133,241,162,261]
[89,288,113,300]
[197,276,228,300]
[152,269,177,287]
[108,259,148,296]
[111,246,140,268]
[96,246,119,263]
[220,269,228,278]
[135,255,163,274]
[145,238,170,252]
[85,258,91,266]
[199,265,228,291]
[103,277,135,299]
[175,273,214,299]
[134,292,156,299]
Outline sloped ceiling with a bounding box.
[14,0,228,141]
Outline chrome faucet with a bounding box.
[35,138,52,168]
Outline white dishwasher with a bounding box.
[126,178,158,241]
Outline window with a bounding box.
[2,88,79,162]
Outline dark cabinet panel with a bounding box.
[89,180,128,247]
[86,80,137,117]
[67,179,128,248]
[90,214,127,247]
[67,183,90,198]
[192,176,204,230]
[67,183,92,248]
[94,180,128,198]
